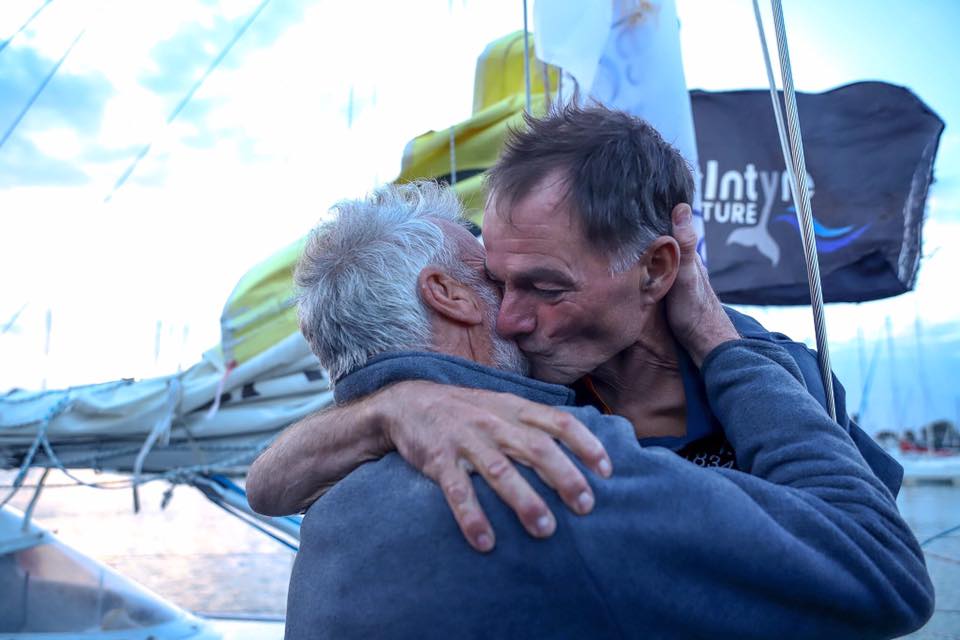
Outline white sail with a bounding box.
[0,333,331,476]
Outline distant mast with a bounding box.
[914,315,935,454]
[884,317,901,437]
[42,309,52,391]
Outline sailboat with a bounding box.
[0,0,949,635]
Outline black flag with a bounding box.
[693,81,944,305]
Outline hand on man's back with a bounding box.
[374,380,613,552]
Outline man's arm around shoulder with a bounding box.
[704,338,934,637]
[247,394,390,516]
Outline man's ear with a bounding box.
[418,267,483,326]
[639,236,680,303]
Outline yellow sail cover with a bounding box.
[219,31,557,365]
[219,236,307,365]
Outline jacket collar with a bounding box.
[334,351,577,408]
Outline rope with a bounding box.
[0,478,135,490]
[132,377,182,512]
[754,0,837,420]
[37,430,109,490]
[155,435,275,480]
[751,0,798,202]
[1,392,122,496]
[924,551,960,566]
[205,359,236,420]
[20,467,48,532]
[1,304,27,335]
[0,393,71,508]
[522,0,532,113]
[105,0,273,202]
[8,440,269,473]
[921,523,960,548]
[1,378,131,408]
[201,490,298,551]
[541,61,552,111]
[0,0,54,55]
[448,126,457,186]
[0,28,85,153]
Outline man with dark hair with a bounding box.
[485,107,692,272]
[283,181,931,639]
[248,105,900,557]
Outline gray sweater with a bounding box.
[285,340,933,639]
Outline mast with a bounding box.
[856,325,866,422]
[884,317,903,440]
[914,315,935,453]
[884,316,904,432]
[42,308,52,391]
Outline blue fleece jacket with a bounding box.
[286,341,933,640]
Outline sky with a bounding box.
[0,0,957,434]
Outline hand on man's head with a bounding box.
[665,204,740,367]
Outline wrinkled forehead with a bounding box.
[481,185,584,264]
[482,172,579,240]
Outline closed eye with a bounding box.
[532,286,566,299]
[484,265,505,290]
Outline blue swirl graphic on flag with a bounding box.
[774,208,870,252]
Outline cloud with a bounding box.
[137,1,307,127]
[240,0,307,49]
[0,134,89,187]
[80,143,147,164]
[0,44,112,134]
[0,44,112,186]
[919,321,960,345]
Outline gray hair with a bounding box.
[295,181,470,382]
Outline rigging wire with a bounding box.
[0,28,84,153]
[752,0,836,420]
[104,0,273,202]
[202,494,299,551]
[924,550,960,566]
[0,0,54,55]
[448,126,457,186]
[1,304,28,335]
[0,477,142,490]
[856,335,883,422]
[541,61,552,111]
[20,467,49,532]
[921,523,960,548]
[521,0,532,113]
[0,393,70,509]
[750,0,797,207]
[769,0,836,421]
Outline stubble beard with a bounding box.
[475,283,529,377]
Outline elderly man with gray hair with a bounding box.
[296,182,528,384]
[282,180,931,640]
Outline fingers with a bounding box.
[386,384,616,552]
[515,430,596,516]
[431,440,558,552]
[517,403,612,480]
[464,442,557,539]
[670,203,699,263]
[491,400,609,520]
[505,405,608,518]
[432,461,496,553]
